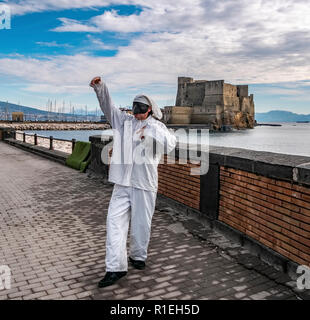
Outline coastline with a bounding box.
[0,122,111,131]
[254,123,282,127]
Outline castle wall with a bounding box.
[223,83,240,113]
[241,97,251,114]
[185,82,206,106]
[165,106,192,124]
[223,83,237,97]
[191,106,217,124]
[202,95,223,108]
[175,77,194,106]
[237,85,249,98]
[173,76,255,129]
[249,94,255,116]
[202,80,224,110]
[204,80,224,95]
[223,96,240,112]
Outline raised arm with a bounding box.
[90,76,132,129]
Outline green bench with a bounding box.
[65,141,91,172]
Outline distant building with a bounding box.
[164,77,255,130]
[12,112,24,122]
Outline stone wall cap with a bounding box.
[205,145,310,186]
[89,134,310,186]
[208,145,310,167]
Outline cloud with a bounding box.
[1,0,310,109]
[36,41,72,48]
[0,29,308,99]
[52,1,206,33]
[3,0,114,16]
[86,35,118,50]
[49,0,310,83]
[52,17,100,33]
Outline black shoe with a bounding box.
[98,271,127,288]
[129,257,146,270]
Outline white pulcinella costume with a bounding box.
[91,78,177,272]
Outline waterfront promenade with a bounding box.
[0,141,303,300]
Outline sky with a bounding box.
[0,0,310,114]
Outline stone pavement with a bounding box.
[0,142,304,300]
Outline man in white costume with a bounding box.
[90,76,177,288]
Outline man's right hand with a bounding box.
[90,76,101,88]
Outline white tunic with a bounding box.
[93,81,177,192]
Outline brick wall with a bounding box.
[158,155,201,210]
[88,137,310,269]
[219,166,310,266]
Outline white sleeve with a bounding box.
[92,81,132,129]
[144,121,177,154]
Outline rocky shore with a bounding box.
[0,122,111,131]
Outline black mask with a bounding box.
[132,102,150,115]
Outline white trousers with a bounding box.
[105,184,157,272]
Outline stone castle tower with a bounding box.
[164,77,255,130]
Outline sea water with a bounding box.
[24,122,310,157]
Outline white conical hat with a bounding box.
[133,94,162,120]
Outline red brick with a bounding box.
[300,207,310,217]
[301,193,310,202]
[259,176,276,185]
[291,198,309,210]
[221,191,310,242]
[294,184,310,196]
[275,180,294,190]
[274,245,307,266]
[220,200,310,264]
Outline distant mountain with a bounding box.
[0,101,48,115]
[255,110,310,122]
[0,100,99,121]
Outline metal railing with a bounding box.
[15,131,76,153]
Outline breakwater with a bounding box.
[0,122,111,131]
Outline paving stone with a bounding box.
[250,291,272,300]
[126,294,146,300]
[22,291,48,300]
[60,288,85,297]
[76,291,93,299]
[161,290,183,299]
[40,293,62,300]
